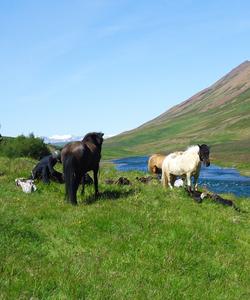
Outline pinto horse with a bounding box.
[61,132,104,205]
[162,144,210,191]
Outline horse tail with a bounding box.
[63,154,79,205]
[161,163,168,188]
[148,156,153,173]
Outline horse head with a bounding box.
[152,165,162,174]
[82,132,104,147]
[198,144,210,167]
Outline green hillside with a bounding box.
[103,61,250,174]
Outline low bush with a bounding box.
[0,133,50,159]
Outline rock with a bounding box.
[115,177,131,185]
[136,176,154,183]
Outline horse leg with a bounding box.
[193,173,199,191]
[186,172,192,192]
[170,175,176,187]
[93,168,99,197]
[167,173,173,189]
[181,175,187,186]
[64,172,77,205]
[162,168,168,188]
[81,174,85,195]
[63,155,79,205]
[69,173,81,205]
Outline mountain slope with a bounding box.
[103,61,250,174]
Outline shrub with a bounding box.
[0,134,50,159]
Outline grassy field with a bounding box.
[0,157,250,299]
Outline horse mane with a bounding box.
[186,145,200,154]
[82,132,104,144]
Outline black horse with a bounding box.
[61,132,104,205]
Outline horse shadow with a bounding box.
[82,188,135,205]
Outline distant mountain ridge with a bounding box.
[104,61,250,174]
[124,60,250,131]
[43,135,82,144]
[43,133,114,145]
[153,60,250,119]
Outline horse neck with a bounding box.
[185,145,200,155]
[84,141,101,153]
[182,148,201,169]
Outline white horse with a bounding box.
[162,144,210,191]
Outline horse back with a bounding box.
[61,141,83,163]
[163,151,200,175]
[62,140,101,173]
[148,154,166,173]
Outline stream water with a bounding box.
[112,156,250,197]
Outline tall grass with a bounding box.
[0,157,249,299]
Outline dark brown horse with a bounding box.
[61,132,104,205]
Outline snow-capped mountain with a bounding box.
[42,133,116,144]
[42,135,82,144]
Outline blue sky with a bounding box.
[1,0,250,139]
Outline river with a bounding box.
[112,156,250,197]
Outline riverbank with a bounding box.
[111,156,250,197]
[0,157,250,298]
[212,159,250,177]
[103,140,250,177]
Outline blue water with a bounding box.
[113,156,250,197]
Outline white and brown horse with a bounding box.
[162,144,210,191]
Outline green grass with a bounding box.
[0,157,250,299]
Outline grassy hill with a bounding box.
[0,157,249,299]
[103,61,250,174]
